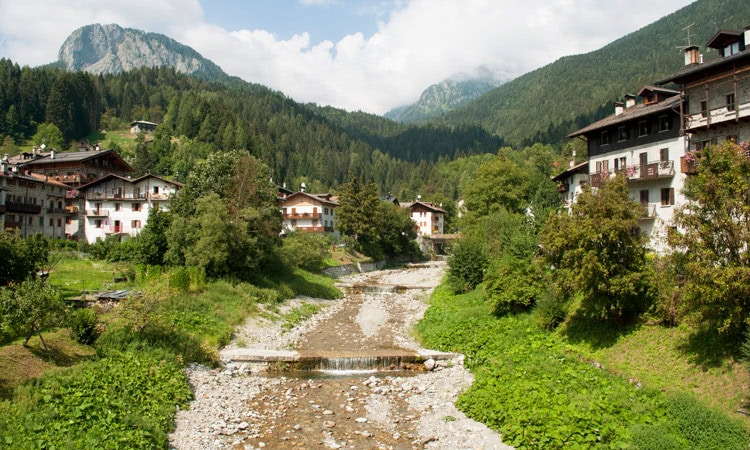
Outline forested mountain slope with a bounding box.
[440,0,750,147]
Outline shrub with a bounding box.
[169,267,191,292]
[278,232,329,272]
[484,256,544,315]
[533,288,570,330]
[446,237,488,293]
[69,307,101,345]
[666,392,749,449]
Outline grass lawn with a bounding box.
[587,324,749,424]
[0,329,96,400]
[48,255,133,299]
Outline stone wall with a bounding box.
[322,260,386,278]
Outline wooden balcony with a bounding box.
[0,205,5,214]
[684,101,750,131]
[680,156,698,174]
[590,161,674,187]
[4,220,21,229]
[283,212,321,220]
[5,202,41,214]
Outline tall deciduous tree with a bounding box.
[539,175,650,322]
[673,141,750,335]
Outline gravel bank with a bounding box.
[169,262,511,449]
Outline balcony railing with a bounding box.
[590,160,674,187]
[87,210,109,217]
[283,212,321,220]
[5,202,42,214]
[684,101,750,131]
[46,207,68,215]
[4,220,21,229]
[0,205,5,214]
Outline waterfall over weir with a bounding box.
[222,349,460,373]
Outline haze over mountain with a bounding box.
[384,70,506,124]
[56,23,226,81]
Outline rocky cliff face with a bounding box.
[385,75,504,123]
[57,23,226,79]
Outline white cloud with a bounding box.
[0,0,694,114]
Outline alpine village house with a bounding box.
[562,25,750,253]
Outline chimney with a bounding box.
[684,45,700,66]
[615,101,624,115]
[50,150,55,159]
[624,94,636,109]
[570,149,577,168]
[744,25,750,48]
[300,182,306,193]
[32,146,37,157]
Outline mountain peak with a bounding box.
[57,23,226,80]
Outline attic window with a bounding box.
[723,42,740,57]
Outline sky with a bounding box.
[0,0,696,115]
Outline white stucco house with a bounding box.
[77,174,182,243]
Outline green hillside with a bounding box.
[440,0,750,147]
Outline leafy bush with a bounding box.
[666,392,750,449]
[169,266,191,292]
[69,308,101,345]
[484,256,544,315]
[0,350,191,449]
[533,287,571,330]
[278,232,330,272]
[446,237,488,293]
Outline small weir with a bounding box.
[222,349,460,373]
[338,283,426,294]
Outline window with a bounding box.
[600,130,610,146]
[727,135,738,143]
[95,219,102,228]
[153,186,159,194]
[28,217,32,225]
[132,203,141,212]
[638,120,649,137]
[131,220,141,229]
[661,188,674,206]
[49,218,54,226]
[723,42,740,57]
[699,101,707,118]
[617,126,629,142]
[114,203,120,212]
[659,115,671,132]
[726,93,736,111]
[640,190,649,206]
[660,148,669,162]
[57,218,62,227]
[66,218,71,225]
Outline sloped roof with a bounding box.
[401,201,446,214]
[552,161,589,182]
[77,173,183,191]
[281,191,339,206]
[19,149,133,172]
[657,48,750,85]
[568,95,680,138]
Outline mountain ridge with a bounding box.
[56,23,227,81]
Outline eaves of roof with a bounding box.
[568,95,680,138]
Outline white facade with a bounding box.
[569,87,687,253]
[280,192,337,233]
[589,135,687,252]
[403,201,445,237]
[79,175,181,243]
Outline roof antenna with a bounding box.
[676,23,696,52]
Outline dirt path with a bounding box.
[169,262,510,449]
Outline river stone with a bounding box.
[424,358,436,371]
